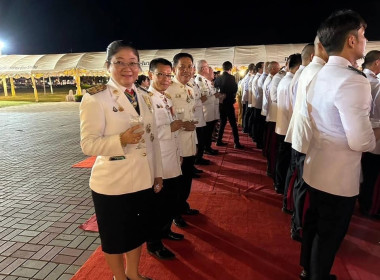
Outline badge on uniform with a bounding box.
[118,106,124,112]
[113,106,118,112]
[156,104,163,108]
[186,95,191,103]
[175,94,181,98]
[142,95,153,113]
[150,133,154,142]
[146,124,151,133]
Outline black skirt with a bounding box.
[92,188,155,254]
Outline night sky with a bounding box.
[1,0,379,55]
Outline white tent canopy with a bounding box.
[1,41,380,78]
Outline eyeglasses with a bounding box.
[153,72,174,79]
[111,61,140,69]
[178,66,193,72]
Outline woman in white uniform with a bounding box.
[80,40,163,280]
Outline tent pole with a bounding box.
[10,78,16,96]
[31,75,39,102]
[2,77,8,96]
[49,76,54,94]
[43,77,46,95]
[75,70,82,95]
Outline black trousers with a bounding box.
[300,185,356,280]
[244,107,254,135]
[147,176,183,251]
[204,121,216,150]
[284,148,297,210]
[291,151,306,234]
[180,156,195,212]
[249,108,257,140]
[195,126,206,160]
[217,103,240,145]
[254,109,265,149]
[274,134,291,194]
[242,103,248,131]
[359,152,380,214]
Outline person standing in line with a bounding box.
[80,40,162,280]
[251,62,264,143]
[284,36,328,242]
[194,60,219,156]
[135,74,150,90]
[282,43,315,215]
[300,10,380,280]
[144,58,186,260]
[166,53,200,229]
[255,62,270,150]
[359,50,380,216]
[214,61,244,149]
[274,53,301,209]
[242,63,256,133]
[188,65,209,174]
[237,69,249,126]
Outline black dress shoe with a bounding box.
[164,231,184,241]
[173,216,188,228]
[192,173,201,178]
[204,148,218,155]
[148,246,175,260]
[234,143,244,149]
[183,208,199,215]
[291,231,302,242]
[299,270,337,280]
[216,141,227,146]
[195,158,210,165]
[193,167,203,173]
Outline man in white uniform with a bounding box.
[300,10,380,280]
[167,53,200,229]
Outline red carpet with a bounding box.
[72,125,380,280]
[72,156,96,168]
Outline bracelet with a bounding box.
[119,133,127,147]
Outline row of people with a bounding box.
[79,40,244,280]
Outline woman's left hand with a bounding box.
[153,177,163,193]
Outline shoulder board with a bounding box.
[164,93,172,99]
[348,66,366,78]
[87,84,107,95]
[138,86,149,93]
[198,76,202,81]
[279,70,286,75]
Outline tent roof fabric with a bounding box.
[1,42,379,78]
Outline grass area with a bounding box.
[0,85,78,108]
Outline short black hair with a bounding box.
[363,50,380,69]
[317,9,366,54]
[222,61,233,71]
[173,53,193,67]
[149,58,172,72]
[288,53,302,69]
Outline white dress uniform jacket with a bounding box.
[285,56,326,151]
[261,74,273,116]
[304,56,376,197]
[80,79,163,195]
[194,74,215,122]
[166,77,197,157]
[363,68,380,154]
[188,78,206,127]
[288,65,305,115]
[148,86,182,179]
[256,73,268,110]
[247,75,255,108]
[241,73,251,104]
[267,71,286,122]
[275,72,294,135]
[252,73,262,109]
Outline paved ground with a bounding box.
[0,102,99,279]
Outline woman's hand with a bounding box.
[153,177,163,193]
[120,125,144,146]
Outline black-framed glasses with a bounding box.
[111,61,141,69]
[153,72,174,79]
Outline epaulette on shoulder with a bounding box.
[198,76,202,81]
[348,66,366,78]
[279,70,286,75]
[186,82,193,87]
[138,86,153,96]
[87,84,107,95]
[164,93,172,99]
